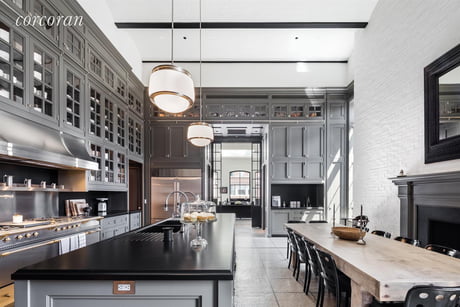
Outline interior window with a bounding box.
[229,171,250,200]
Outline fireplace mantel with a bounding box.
[391,171,460,238]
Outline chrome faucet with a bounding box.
[183,191,198,202]
[164,191,189,218]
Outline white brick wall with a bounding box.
[349,0,460,236]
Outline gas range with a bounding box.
[0,216,102,252]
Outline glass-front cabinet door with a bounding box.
[89,143,102,183]
[64,66,83,130]
[104,97,114,143]
[32,43,57,120]
[0,20,25,107]
[89,85,103,138]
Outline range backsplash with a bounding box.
[0,191,59,221]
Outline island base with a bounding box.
[15,279,233,307]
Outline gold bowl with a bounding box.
[332,227,366,241]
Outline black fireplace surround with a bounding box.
[392,171,460,249]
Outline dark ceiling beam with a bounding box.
[142,60,348,64]
[115,22,367,29]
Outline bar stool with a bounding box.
[425,244,459,258]
[394,236,421,246]
[314,246,351,307]
[371,230,391,238]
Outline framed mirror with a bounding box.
[425,44,460,163]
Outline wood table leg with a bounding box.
[351,279,373,307]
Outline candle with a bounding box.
[360,205,363,217]
[12,214,23,224]
[332,203,336,227]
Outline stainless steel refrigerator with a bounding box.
[151,170,202,221]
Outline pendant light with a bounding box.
[148,0,194,114]
[187,0,213,147]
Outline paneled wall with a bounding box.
[349,0,460,236]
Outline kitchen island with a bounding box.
[12,213,236,307]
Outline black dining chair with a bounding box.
[394,236,421,247]
[405,285,460,307]
[287,230,298,273]
[309,220,328,223]
[314,246,351,307]
[371,230,391,238]
[286,227,292,259]
[293,233,308,282]
[303,239,321,296]
[425,244,459,258]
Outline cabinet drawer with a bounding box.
[288,211,305,221]
[101,214,129,229]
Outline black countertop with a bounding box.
[12,213,236,281]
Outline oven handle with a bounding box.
[0,239,60,257]
[0,228,101,257]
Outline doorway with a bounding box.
[210,140,264,228]
[128,160,143,211]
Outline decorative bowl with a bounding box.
[332,227,366,241]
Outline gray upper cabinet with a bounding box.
[0,18,27,110]
[288,126,304,158]
[271,126,288,159]
[0,0,145,192]
[270,124,324,183]
[63,27,84,66]
[32,0,60,46]
[88,83,103,139]
[304,124,324,160]
[30,39,58,123]
[151,124,202,166]
[62,61,84,133]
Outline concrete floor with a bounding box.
[233,220,335,307]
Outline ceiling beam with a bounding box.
[115,22,367,29]
[142,60,348,63]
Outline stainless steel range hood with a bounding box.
[0,110,98,170]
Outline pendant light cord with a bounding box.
[171,0,174,64]
[199,0,203,121]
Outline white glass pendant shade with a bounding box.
[187,122,214,147]
[149,64,195,113]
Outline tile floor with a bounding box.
[233,219,335,307]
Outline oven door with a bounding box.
[0,239,60,289]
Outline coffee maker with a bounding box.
[96,198,108,216]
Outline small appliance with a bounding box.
[96,198,108,214]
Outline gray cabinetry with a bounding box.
[30,39,58,123]
[325,93,348,219]
[270,124,324,183]
[151,124,202,165]
[129,211,141,231]
[62,61,84,134]
[100,214,129,241]
[271,210,289,235]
